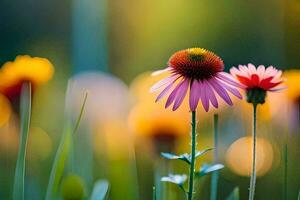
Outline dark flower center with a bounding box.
[168,48,224,80]
[246,87,267,105]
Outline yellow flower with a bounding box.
[0,55,54,98]
[128,101,189,138]
[283,70,300,102]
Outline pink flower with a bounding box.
[150,48,243,112]
[230,64,285,104]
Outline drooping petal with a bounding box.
[150,74,179,92]
[155,80,175,102]
[269,86,287,92]
[199,81,209,112]
[209,78,233,105]
[151,67,172,76]
[204,80,218,108]
[173,78,189,111]
[165,78,184,108]
[189,80,200,111]
[221,81,243,99]
[217,72,245,88]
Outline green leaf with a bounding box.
[196,163,224,177]
[45,91,88,200]
[161,174,187,186]
[226,187,239,200]
[13,82,32,200]
[195,148,213,159]
[45,123,72,200]
[90,180,110,200]
[161,148,212,165]
[161,152,190,164]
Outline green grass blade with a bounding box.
[45,91,88,200]
[153,186,156,200]
[90,180,110,200]
[226,187,239,200]
[45,123,72,200]
[13,82,32,200]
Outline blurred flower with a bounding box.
[94,120,133,161]
[128,102,189,138]
[283,70,300,103]
[230,64,285,104]
[0,55,54,100]
[0,93,12,127]
[67,71,129,125]
[61,174,85,200]
[128,101,189,153]
[151,48,242,111]
[0,119,19,156]
[225,136,274,177]
[27,127,53,162]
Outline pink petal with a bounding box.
[199,81,209,112]
[248,63,257,74]
[204,80,218,108]
[230,66,246,77]
[239,65,250,76]
[151,67,172,76]
[257,65,265,81]
[209,78,233,105]
[173,79,189,111]
[269,86,287,92]
[150,74,178,92]
[217,72,245,88]
[155,80,175,102]
[189,80,200,111]
[221,82,243,99]
[165,78,184,108]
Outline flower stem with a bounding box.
[283,143,288,200]
[210,114,219,200]
[188,111,197,200]
[249,104,257,200]
[13,82,32,200]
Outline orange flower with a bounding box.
[0,55,54,99]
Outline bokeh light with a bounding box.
[226,136,274,177]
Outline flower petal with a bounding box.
[150,74,178,92]
[248,63,257,74]
[173,79,189,111]
[155,80,175,102]
[217,72,245,88]
[221,82,243,99]
[204,80,218,108]
[189,80,201,111]
[151,67,172,76]
[209,78,233,105]
[165,78,184,108]
[199,81,209,112]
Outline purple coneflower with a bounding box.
[150,48,242,111]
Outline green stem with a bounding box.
[13,82,32,200]
[210,114,219,200]
[283,144,288,200]
[188,111,197,200]
[248,104,257,200]
[153,186,157,200]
